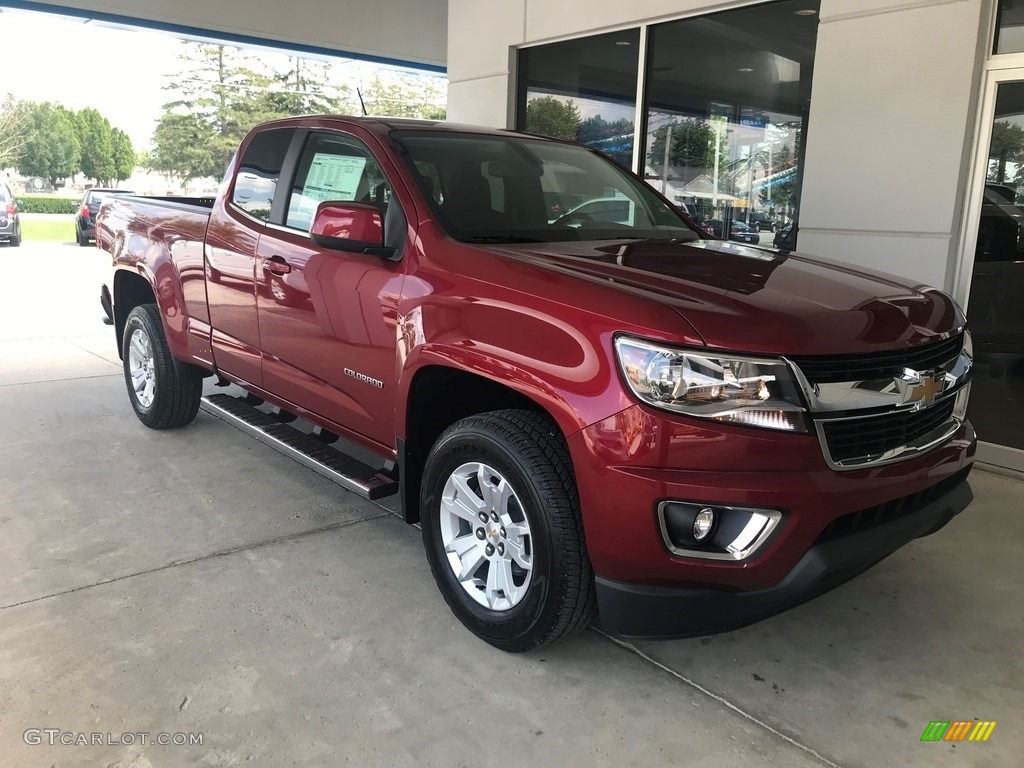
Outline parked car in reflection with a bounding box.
[77,188,134,246]
[747,211,776,232]
[0,180,22,247]
[705,219,760,244]
[556,195,634,225]
[774,223,796,250]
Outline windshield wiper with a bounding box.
[460,235,544,243]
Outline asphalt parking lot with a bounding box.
[0,241,1021,767]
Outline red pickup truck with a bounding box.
[97,116,976,651]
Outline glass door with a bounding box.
[962,79,1024,469]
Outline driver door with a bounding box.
[254,130,407,450]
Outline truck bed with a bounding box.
[96,195,214,255]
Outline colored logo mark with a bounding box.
[920,721,996,742]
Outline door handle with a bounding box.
[262,256,292,275]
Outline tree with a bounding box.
[989,119,1024,184]
[16,102,81,186]
[262,56,354,115]
[111,128,136,184]
[155,43,285,180]
[0,95,28,170]
[75,107,116,184]
[648,118,721,175]
[524,96,580,141]
[358,72,446,119]
[150,111,218,182]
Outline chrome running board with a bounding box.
[200,393,399,500]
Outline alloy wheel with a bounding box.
[127,328,156,408]
[439,461,533,611]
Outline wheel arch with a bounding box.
[112,269,157,360]
[398,363,579,524]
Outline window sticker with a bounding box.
[302,153,367,203]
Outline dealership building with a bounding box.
[10,0,1024,475]
[445,0,1024,474]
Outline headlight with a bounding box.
[614,337,808,432]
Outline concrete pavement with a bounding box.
[0,242,1020,767]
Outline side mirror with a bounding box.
[310,201,395,259]
[16,199,25,208]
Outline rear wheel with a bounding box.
[10,226,20,247]
[77,228,89,247]
[122,304,202,429]
[421,409,596,652]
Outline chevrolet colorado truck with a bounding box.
[97,117,976,652]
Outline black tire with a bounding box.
[121,304,202,429]
[421,409,596,652]
[11,227,21,247]
[78,232,90,247]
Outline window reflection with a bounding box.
[518,28,639,167]
[966,82,1024,452]
[642,1,819,246]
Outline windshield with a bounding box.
[392,131,699,244]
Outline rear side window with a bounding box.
[232,128,296,222]
[285,132,393,232]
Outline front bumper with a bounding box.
[595,470,972,638]
[567,404,976,637]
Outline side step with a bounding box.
[200,393,399,501]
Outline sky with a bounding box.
[0,8,444,150]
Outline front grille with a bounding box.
[817,467,971,543]
[822,398,957,464]
[791,334,963,384]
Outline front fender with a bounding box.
[395,298,636,441]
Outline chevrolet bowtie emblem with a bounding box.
[897,370,944,410]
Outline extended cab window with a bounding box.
[232,128,296,222]
[285,133,394,232]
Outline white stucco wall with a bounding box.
[798,0,989,290]
[18,0,448,68]
[447,0,991,293]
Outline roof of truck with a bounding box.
[254,114,563,142]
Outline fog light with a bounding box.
[693,507,715,541]
[658,501,783,561]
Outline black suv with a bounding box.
[747,211,776,233]
[76,188,134,246]
[0,181,22,247]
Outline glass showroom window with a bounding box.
[643,1,819,245]
[517,28,640,169]
[994,1,1024,54]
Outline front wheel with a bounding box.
[420,409,596,652]
[122,304,202,429]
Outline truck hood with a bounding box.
[484,238,964,356]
